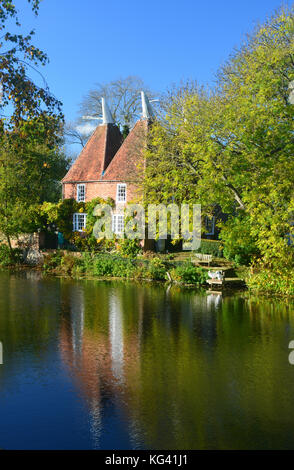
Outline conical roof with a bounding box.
[62,123,122,182]
[102,120,149,182]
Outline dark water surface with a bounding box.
[0,270,294,449]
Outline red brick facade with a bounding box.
[63,180,141,204]
[62,119,148,209]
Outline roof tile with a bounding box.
[62,123,122,182]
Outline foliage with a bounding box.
[219,216,259,265]
[196,239,223,257]
[41,197,115,251]
[41,250,212,286]
[42,250,63,273]
[92,255,135,278]
[0,0,63,126]
[147,257,167,281]
[0,130,68,249]
[143,7,294,268]
[0,1,67,250]
[246,266,294,296]
[118,238,142,257]
[139,250,157,259]
[0,243,22,266]
[171,263,208,284]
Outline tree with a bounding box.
[144,7,294,267]
[0,120,69,250]
[64,120,95,148]
[0,1,68,251]
[0,0,63,126]
[64,76,156,150]
[79,76,155,128]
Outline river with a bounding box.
[0,270,294,449]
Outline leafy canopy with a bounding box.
[144,7,294,267]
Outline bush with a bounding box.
[196,239,223,257]
[134,263,150,279]
[139,250,157,259]
[246,267,294,296]
[147,257,167,281]
[91,254,135,278]
[41,197,116,252]
[42,250,63,272]
[171,263,208,284]
[41,250,210,286]
[0,244,23,266]
[118,239,142,257]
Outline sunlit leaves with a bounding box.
[0,0,63,126]
[144,6,294,267]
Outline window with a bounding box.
[112,214,124,234]
[116,184,126,203]
[73,213,87,232]
[77,184,85,202]
[205,216,215,235]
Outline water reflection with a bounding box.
[109,292,124,385]
[206,292,222,310]
[1,272,294,449]
[71,287,84,359]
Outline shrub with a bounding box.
[60,253,88,276]
[42,250,63,272]
[139,250,157,259]
[92,255,114,276]
[196,239,223,257]
[112,258,135,278]
[91,254,135,278]
[0,244,23,266]
[41,197,116,252]
[246,267,294,296]
[171,263,208,284]
[41,250,210,286]
[147,257,167,281]
[134,263,150,279]
[118,239,142,257]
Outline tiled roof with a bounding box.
[102,120,149,182]
[62,123,122,182]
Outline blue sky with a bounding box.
[18,0,292,123]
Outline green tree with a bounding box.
[0,121,69,250]
[144,7,294,267]
[0,1,67,252]
[0,0,63,125]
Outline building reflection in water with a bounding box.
[59,282,143,448]
[60,283,264,449]
[206,292,222,310]
[59,283,104,448]
[70,287,84,361]
[109,292,124,385]
[59,283,221,448]
[3,272,294,449]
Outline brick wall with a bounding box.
[63,181,142,206]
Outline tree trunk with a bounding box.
[6,234,15,261]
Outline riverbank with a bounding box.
[0,248,228,287]
[240,266,294,297]
[42,250,211,286]
[38,253,294,297]
[2,246,294,296]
